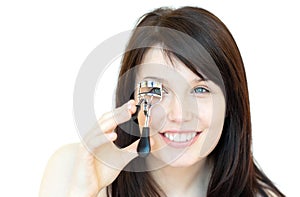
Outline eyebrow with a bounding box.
[143,76,167,83]
[191,77,206,83]
[143,76,206,84]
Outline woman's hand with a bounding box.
[39,100,143,197]
[68,100,140,196]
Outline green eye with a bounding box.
[193,87,209,94]
[149,87,161,95]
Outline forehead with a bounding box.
[141,47,172,65]
[137,48,201,83]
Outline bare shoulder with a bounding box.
[42,143,80,173]
[51,143,79,158]
[39,143,80,197]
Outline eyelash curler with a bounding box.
[134,80,163,157]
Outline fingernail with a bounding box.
[127,103,131,111]
[108,132,117,140]
[127,101,133,110]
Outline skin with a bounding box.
[39,47,226,197]
[135,47,226,196]
[39,101,141,197]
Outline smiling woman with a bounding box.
[39,6,285,197]
[134,48,226,168]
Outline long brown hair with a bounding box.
[107,6,285,197]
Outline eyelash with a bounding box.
[192,86,210,94]
[160,86,210,95]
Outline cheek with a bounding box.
[198,95,226,157]
[196,101,213,129]
[149,104,167,132]
[137,104,167,133]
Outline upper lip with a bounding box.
[159,130,201,134]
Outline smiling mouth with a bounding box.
[159,131,202,145]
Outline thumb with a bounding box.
[96,137,155,171]
[120,136,155,163]
[121,136,155,157]
[119,139,140,162]
[95,139,141,171]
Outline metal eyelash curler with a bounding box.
[135,80,163,157]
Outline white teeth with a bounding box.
[174,134,180,142]
[163,132,197,143]
[191,133,196,138]
[186,133,192,141]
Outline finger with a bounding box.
[84,100,136,143]
[121,139,140,155]
[97,100,137,134]
[93,137,155,171]
[92,139,139,172]
[122,136,154,153]
[118,136,155,166]
[113,139,141,169]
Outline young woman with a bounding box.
[40,6,285,197]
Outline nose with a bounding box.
[167,96,192,123]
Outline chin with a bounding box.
[170,154,203,167]
[151,149,202,168]
[167,160,198,168]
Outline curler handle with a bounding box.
[137,127,151,157]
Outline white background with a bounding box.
[0,0,299,196]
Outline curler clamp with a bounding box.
[135,80,163,157]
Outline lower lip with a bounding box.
[159,132,201,148]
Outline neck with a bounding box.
[149,158,212,197]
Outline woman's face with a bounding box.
[135,48,226,168]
